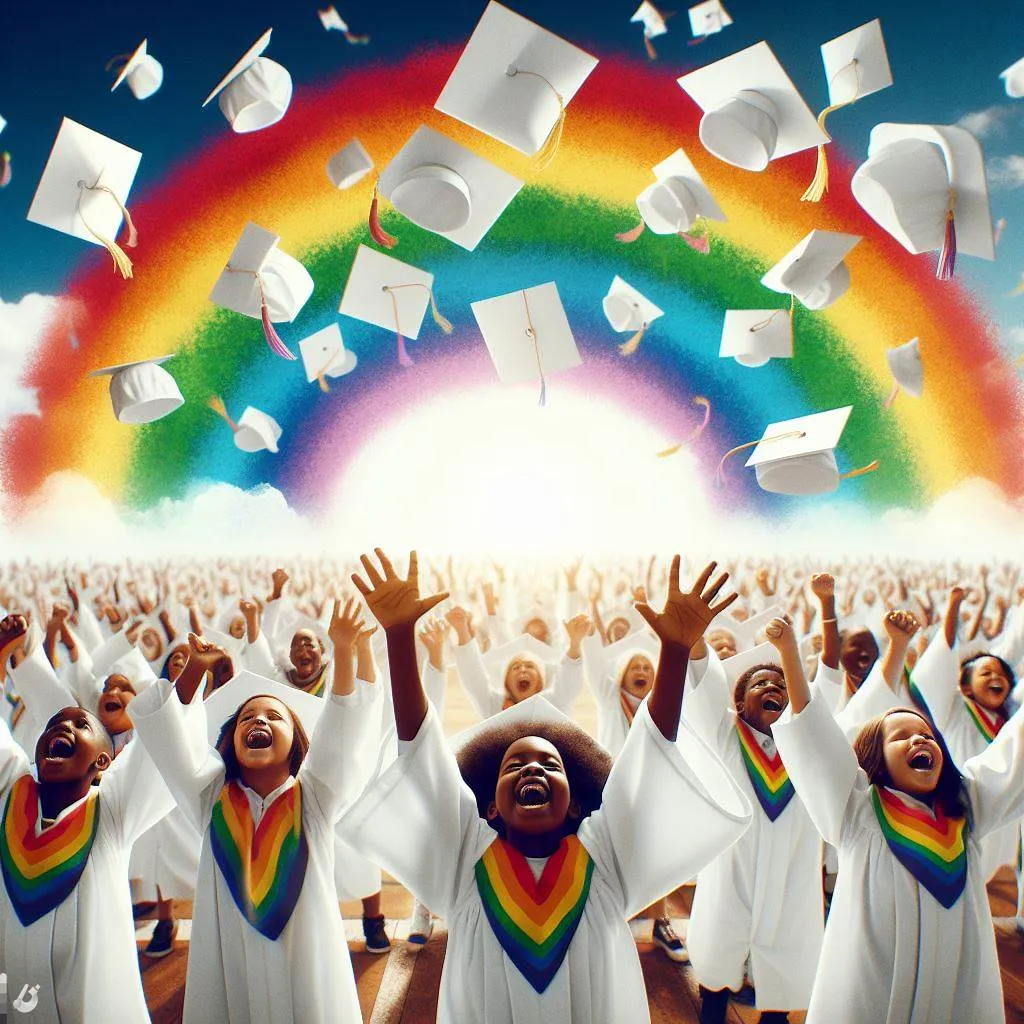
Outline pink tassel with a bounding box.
[259,290,297,361]
[0,152,11,189]
[936,210,956,281]
[687,35,707,46]
[397,334,415,367]
[643,35,657,60]
[680,232,710,254]
[369,184,398,249]
[616,221,645,244]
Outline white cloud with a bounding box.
[958,105,1016,138]
[1003,326,1024,352]
[987,154,1024,189]
[0,293,58,427]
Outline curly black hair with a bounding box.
[732,662,784,709]
[456,720,613,838]
[958,653,1016,706]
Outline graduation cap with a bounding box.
[434,1,598,167]
[852,123,994,281]
[109,39,164,101]
[730,607,787,650]
[603,276,664,356]
[208,398,282,453]
[202,669,324,743]
[326,138,374,190]
[603,630,659,675]
[719,308,792,368]
[203,29,292,134]
[760,230,861,311]
[1000,56,1024,98]
[884,337,923,407]
[484,633,555,682]
[0,114,6,135]
[298,324,357,392]
[318,5,369,43]
[27,117,141,280]
[89,356,184,425]
[631,2,668,60]
[338,244,451,366]
[678,42,827,172]
[688,1,732,41]
[376,125,523,251]
[209,222,313,360]
[802,20,893,202]
[471,281,581,405]
[721,641,780,685]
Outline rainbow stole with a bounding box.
[1,775,99,925]
[735,718,794,822]
[962,696,1004,744]
[871,786,967,909]
[292,667,327,698]
[210,780,308,940]
[475,835,594,993]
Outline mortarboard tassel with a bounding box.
[256,277,297,360]
[714,429,805,487]
[936,194,957,281]
[344,30,370,44]
[427,291,454,334]
[618,322,647,357]
[839,459,880,481]
[76,181,135,280]
[616,221,646,244]
[995,217,1006,247]
[314,353,339,393]
[208,395,238,432]
[522,288,547,407]
[508,68,565,172]
[657,396,711,457]
[0,152,11,189]
[369,182,398,249]
[801,59,860,204]
[396,334,415,367]
[883,381,900,410]
[644,34,658,60]
[687,35,707,46]
[383,286,415,367]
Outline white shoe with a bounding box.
[408,901,433,946]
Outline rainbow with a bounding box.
[3,49,1022,517]
[871,784,967,909]
[961,695,1004,743]
[210,779,308,940]
[0,774,99,925]
[735,716,795,821]
[476,834,594,993]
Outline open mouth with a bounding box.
[103,698,123,714]
[45,732,76,760]
[762,696,784,714]
[245,725,273,750]
[909,749,935,772]
[987,683,1007,696]
[516,779,550,807]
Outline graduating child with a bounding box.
[128,600,382,1024]
[0,613,174,1023]
[342,549,752,1024]
[683,630,824,1024]
[769,614,1024,1024]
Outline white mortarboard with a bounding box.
[688,1,732,39]
[233,406,282,454]
[744,406,859,495]
[730,606,786,650]
[603,275,664,356]
[298,324,357,391]
[203,29,292,134]
[89,356,184,425]
[603,605,648,637]
[603,631,660,674]
[471,282,581,400]
[886,337,923,399]
[110,39,164,101]
[202,626,246,661]
[851,123,994,275]
[339,245,446,366]
[632,2,668,39]
[449,692,585,753]
[318,5,347,31]
[27,117,141,261]
[721,641,780,685]
[209,222,314,323]
[678,42,828,171]
[719,309,792,367]
[1000,57,1024,99]
[636,148,726,235]
[434,1,599,158]
[378,126,523,252]
[0,115,6,135]
[326,138,374,190]
[202,669,324,743]
[484,634,556,681]
[819,20,893,107]
[760,230,861,310]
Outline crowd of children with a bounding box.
[0,551,1022,1022]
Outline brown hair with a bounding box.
[853,709,969,821]
[958,654,1015,718]
[214,696,310,783]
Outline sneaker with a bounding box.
[408,901,433,947]
[363,914,391,954]
[143,919,177,959]
[652,918,688,963]
[132,901,157,920]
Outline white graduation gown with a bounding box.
[683,652,823,1010]
[0,719,174,1024]
[129,679,381,1024]
[340,700,751,1024]
[773,691,1024,1024]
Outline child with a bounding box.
[683,634,824,1024]
[0,613,174,1022]
[128,600,382,1024]
[769,615,1024,1024]
[341,549,751,1023]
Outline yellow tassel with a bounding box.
[317,374,330,393]
[715,429,805,486]
[428,291,453,334]
[76,182,136,280]
[508,68,566,172]
[208,395,237,431]
[618,323,646,357]
[801,61,860,204]
[840,460,880,481]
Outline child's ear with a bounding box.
[486,801,500,823]
[94,752,112,774]
[734,699,745,719]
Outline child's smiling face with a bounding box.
[488,736,575,837]
[289,630,323,681]
[620,655,654,700]
[881,711,943,797]
[35,707,112,784]
[736,668,789,733]
[841,628,879,684]
[233,696,295,770]
[961,656,1011,712]
[97,674,136,736]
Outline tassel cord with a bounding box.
[507,68,565,172]
[801,59,861,204]
[715,429,805,486]
[76,181,134,279]
[522,289,547,407]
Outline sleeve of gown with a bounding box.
[74,605,106,655]
[99,731,176,846]
[772,691,861,848]
[580,700,751,920]
[484,614,512,647]
[962,704,1024,839]
[835,664,899,740]
[580,633,612,702]
[243,631,281,680]
[814,658,847,717]
[682,650,734,754]
[339,704,492,919]
[0,715,32,795]
[9,645,80,726]
[993,609,1024,668]
[300,681,383,824]
[128,679,226,833]
[452,639,499,719]
[547,655,584,714]
[422,663,447,717]
[908,631,961,729]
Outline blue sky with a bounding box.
[2,0,1023,346]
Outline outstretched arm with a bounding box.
[879,609,920,692]
[765,616,810,712]
[810,573,841,671]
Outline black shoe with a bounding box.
[651,918,688,962]
[132,901,157,920]
[698,986,730,1024]
[143,919,177,959]
[363,914,391,954]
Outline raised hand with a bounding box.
[186,632,231,670]
[809,572,835,601]
[444,606,474,646]
[564,558,583,591]
[635,558,737,650]
[329,598,367,653]
[765,615,797,649]
[352,549,448,633]
[884,608,920,644]
[419,617,450,670]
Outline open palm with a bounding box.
[351,549,448,632]
[636,558,737,649]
